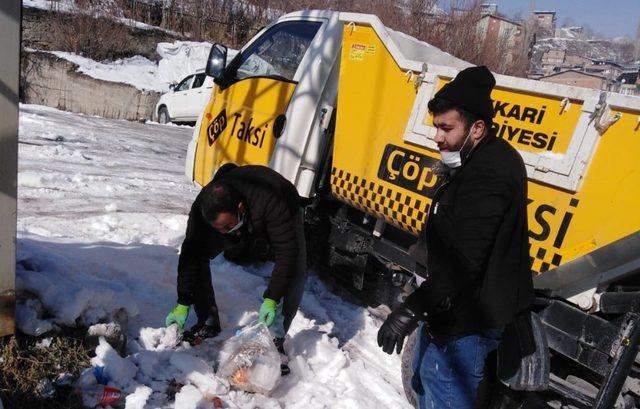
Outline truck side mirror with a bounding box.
[169,84,175,91]
[206,43,228,80]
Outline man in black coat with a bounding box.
[377,66,534,408]
[165,164,306,357]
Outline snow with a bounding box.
[15,298,56,336]
[49,52,164,92]
[40,42,238,93]
[36,337,53,349]
[91,337,138,387]
[174,384,210,409]
[24,2,238,91]
[17,104,411,408]
[157,42,212,86]
[125,385,153,409]
[23,0,75,12]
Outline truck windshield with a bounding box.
[235,21,322,82]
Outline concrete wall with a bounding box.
[0,0,20,337]
[22,50,162,121]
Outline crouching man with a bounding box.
[166,164,307,373]
[377,66,534,408]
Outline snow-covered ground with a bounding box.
[16,104,411,408]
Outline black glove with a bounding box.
[377,304,419,354]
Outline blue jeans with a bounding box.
[411,323,503,409]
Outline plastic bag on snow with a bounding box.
[217,322,281,395]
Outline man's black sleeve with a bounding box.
[404,166,512,315]
[176,196,224,305]
[262,196,299,302]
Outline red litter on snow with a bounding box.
[99,386,122,406]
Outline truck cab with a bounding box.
[186,11,341,194]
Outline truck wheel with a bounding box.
[401,330,418,407]
[158,107,171,124]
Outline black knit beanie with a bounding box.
[432,66,496,121]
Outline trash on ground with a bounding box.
[81,384,122,408]
[36,378,55,398]
[218,322,281,395]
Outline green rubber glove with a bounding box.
[165,304,190,331]
[259,298,278,327]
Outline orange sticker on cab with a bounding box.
[349,43,366,61]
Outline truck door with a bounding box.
[191,20,322,186]
[172,74,194,119]
[188,73,207,119]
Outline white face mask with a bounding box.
[226,211,245,235]
[439,126,474,168]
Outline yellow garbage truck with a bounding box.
[185,10,640,408]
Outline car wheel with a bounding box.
[158,107,171,124]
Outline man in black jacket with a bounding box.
[165,165,306,357]
[377,66,534,408]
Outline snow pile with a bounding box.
[40,42,239,92]
[16,238,140,328]
[23,0,75,12]
[169,352,228,396]
[50,52,164,92]
[156,41,213,86]
[16,105,411,408]
[15,298,56,336]
[125,385,153,409]
[156,41,239,85]
[139,325,182,350]
[556,27,584,40]
[91,337,138,388]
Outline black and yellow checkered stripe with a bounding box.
[529,243,563,275]
[331,167,429,235]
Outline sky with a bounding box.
[487,0,639,39]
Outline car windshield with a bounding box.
[192,73,206,88]
[175,75,193,91]
[235,21,321,82]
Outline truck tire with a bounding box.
[158,107,171,124]
[401,330,418,407]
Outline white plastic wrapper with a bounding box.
[218,322,281,395]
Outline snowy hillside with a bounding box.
[34,42,239,93]
[16,105,411,408]
[32,42,231,93]
[531,33,634,71]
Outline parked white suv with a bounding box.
[156,70,213,124]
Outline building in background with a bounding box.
[616,70,640,96]
[585,59,624,80]
[533,10,556,38]
[477,12,525,67]
[540,69,609,90]
[480,3,498,16]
